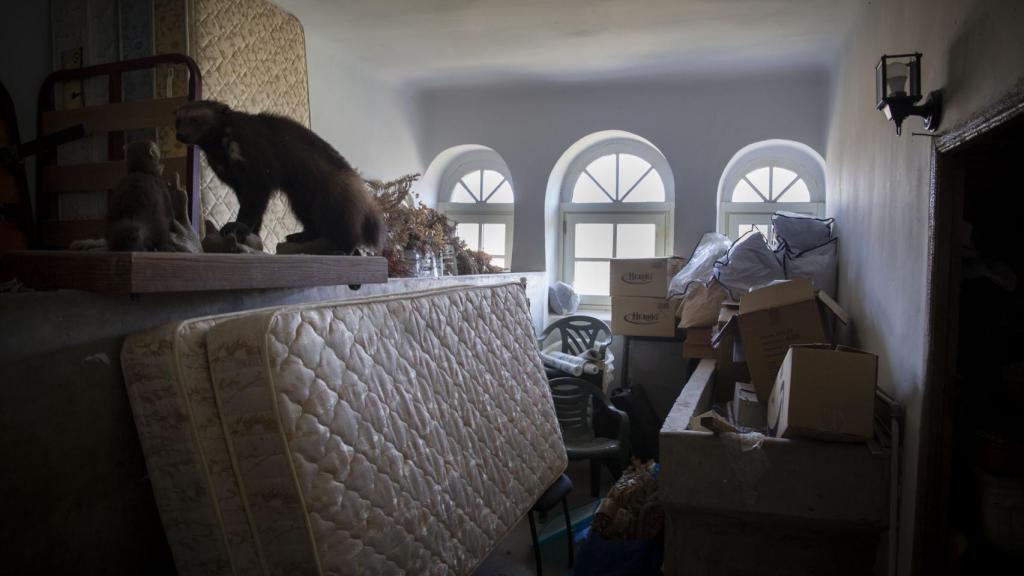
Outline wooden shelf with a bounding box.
[3,250,388,294]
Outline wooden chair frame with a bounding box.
[35,54,202,248]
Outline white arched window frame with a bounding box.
[560,138,675,305]
[717,141,826,242]
[437,150,514,270]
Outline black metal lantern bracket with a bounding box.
[876,53,942,136]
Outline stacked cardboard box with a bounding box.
[711,279,848,401]
[610,257,684,337]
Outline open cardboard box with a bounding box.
[713,279,848,402]
[768,344,878,442]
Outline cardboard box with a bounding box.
[767,344,877,442]
[609,257,686,298]
[711,302,749,401]
[611,297,676,337]
[681,327,716,359]
[713,279,848,402]
[730,382,767,429]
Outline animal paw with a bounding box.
[220,221,252,242]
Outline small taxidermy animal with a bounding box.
[175,100,384,254]
[106,140,175,251]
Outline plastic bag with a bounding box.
[772,211,834,254]
[668,232,731,298]
[548,281,580,315]
[714,231,786,300]
[677,278,729,328]
[783,238,838,298]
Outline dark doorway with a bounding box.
[918,94,1024,574]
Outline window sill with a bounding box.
[550,305,611,323]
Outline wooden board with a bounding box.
[41,96,186,134]
[3,250,388,294]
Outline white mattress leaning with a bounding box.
[122,314,264,576]
[206,282,567,575]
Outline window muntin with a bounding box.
[440,162,515,271]
[731,166,811,203]
[571,153,666,204]
[451,169,513,204]
[456,220,508,269]
[561,211,668,301]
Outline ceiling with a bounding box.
[276,0,863,87]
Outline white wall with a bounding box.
[826,0,1024,572]
[302,33,424,181]
[416,69,831,272]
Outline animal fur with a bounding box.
[106,140,175,252]
[175,100,385,254]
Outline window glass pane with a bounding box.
[481,223,506,256]
[459,170,482,201]
[732,179,763,202]
[586,154,618,197]
[491,257,506,269]
[487,181,514,203]
[778,178,810,202]
[481,170,506,200]
[451,184,475,203]
[574,260,610,296]
[746,167,770,199]
[623,168,665,203]
[574,223,614,258]
[456,222,480,251]
[572,172,612,203]
[616,223,656,258]
[771,167,798,200]
[618,154,651,199]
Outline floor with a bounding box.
[473,460,611,576]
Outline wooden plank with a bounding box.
[41,219,105,248]
[41,96,186,135]
[3,250,132,292]
[41,156,187,194]
[661,358,717,435]
[3,251,389,294]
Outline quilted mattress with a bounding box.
[190,0,309,248]
[122,283,567,575]
[122,313,264,576]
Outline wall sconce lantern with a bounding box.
[876,53,942,135]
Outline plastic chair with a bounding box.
[549,377,630,497]
[537,315,613,357]
[527,473,574,576]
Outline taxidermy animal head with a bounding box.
[125,140,163,175]
[175,100,230,144]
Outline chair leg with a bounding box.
[562,497,574,568]
[528,510,543,576]
[590,459,601,498]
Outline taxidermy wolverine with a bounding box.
[106,140,175,251]
[175,100,384,253]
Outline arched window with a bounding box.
[559,134,674,304]
[435,147,514,270]
[718,139,825,242]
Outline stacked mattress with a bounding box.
[122,283,567,575]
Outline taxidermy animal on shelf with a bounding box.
[175,100,385,254]
[106,140,176,252]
